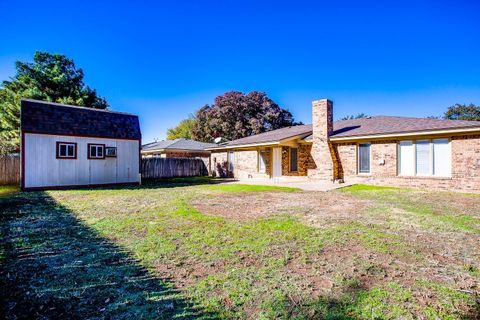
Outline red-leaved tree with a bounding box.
[191,91,299,142]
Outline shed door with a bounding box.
[272,147,282,178]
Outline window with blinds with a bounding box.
[415,140,430,176]
[358,143,371,174]
[399,141,414,176]
[258,151,267,173]
[398,139,451,177]
[433,139,451,177]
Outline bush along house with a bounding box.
[20,99,141,190]
[208,99,480,192]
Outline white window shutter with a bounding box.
[399,141,414,176]
[433,139,451,177]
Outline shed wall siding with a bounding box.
[24,133,140,188]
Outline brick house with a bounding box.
[208,99,480,192]
[142,138,215,158]
[142,138,216,171]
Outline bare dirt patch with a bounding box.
[191,191,371,225]
[191,189,480,306]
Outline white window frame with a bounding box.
[57,142,76,159]
[258,150,267,173]
[397,139,451,177]
[228,151,235,172]
[88,144,105,159]
[357,143,371,175]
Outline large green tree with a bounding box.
[0,51,108,154]
[444,103,480,121]
[340,113,369,121]
[166,115,196,140]
[191,91,299,142]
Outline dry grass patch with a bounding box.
[1,181,479,319]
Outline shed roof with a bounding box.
[21,99,141,140]
[142,138,216,152]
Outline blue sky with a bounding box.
[1,0,479,143]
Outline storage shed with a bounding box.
[20,99,141,190]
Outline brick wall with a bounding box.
[211,151,229,177]
[235,149,271,179]
[309,99,335,180]
[210,148,272,179]
[335,135,480,192]
[451,135,480,180]
[281,145,315,176]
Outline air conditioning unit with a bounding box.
[105,147,117,157]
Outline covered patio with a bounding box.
[228,177,350,191]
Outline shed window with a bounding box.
[258,151,267,173]
[290,148,298,172]
[56,142,76,159]
[88,144,105,159]
[358,143,371,174]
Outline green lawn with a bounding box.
[0,181,478,319]
[0,185,18,197]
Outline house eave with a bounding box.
[329,127,480,142]
[207,132,312,151]
[207,141,281,151]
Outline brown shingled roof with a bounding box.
[21,99,141,140]
[330,116,480,138]
[142,138,216,151]
[212,124,312,148]
[212,116,480,148]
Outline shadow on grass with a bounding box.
[139,176,235,189]
[76,177,235,192]
[0,191,218,319]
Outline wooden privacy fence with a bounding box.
[141,157,208,179]
[0,155,20,185]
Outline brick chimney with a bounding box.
[309,99,335,180]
